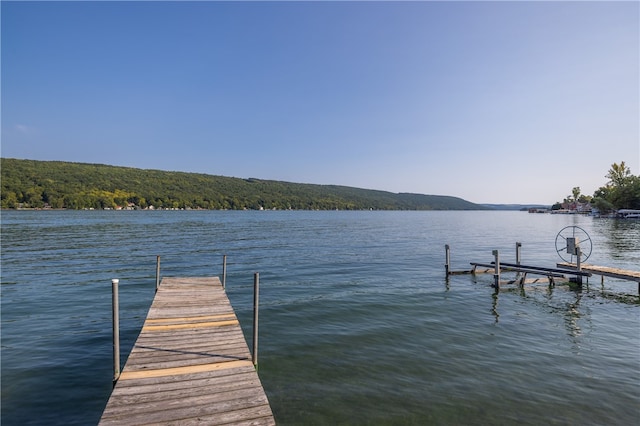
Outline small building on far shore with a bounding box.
[551,201,593,214]
[528,207,549,213]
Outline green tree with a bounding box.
[612,175,640,209]
[571,187,581,202]
[2,191,18,208]
[593,162,640,210]
[24,186,44,208]
[591,196,615,214]
[135,196,148,209]
[606,161,631,187]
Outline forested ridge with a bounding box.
[1,158,487,211]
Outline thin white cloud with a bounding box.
[15,124,33,134]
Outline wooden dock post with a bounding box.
[155,256,161,292]
[515,242,523,286]
[492,250,500,289]
[445,244,451,276]
[253,272,260,369]
[111,279,120,384]
[222,254,227,290]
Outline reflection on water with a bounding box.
[563,292,584,346]
[473,273,623,357]
[491,291,499,323]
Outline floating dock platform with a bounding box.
[99,276,275,425]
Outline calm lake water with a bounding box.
[1,210,639,425]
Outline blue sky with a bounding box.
[2,1,638,204]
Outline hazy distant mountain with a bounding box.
[481,204,551,211]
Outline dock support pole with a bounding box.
[576,247,583,286]
[155,256,161,292]
[252,272,259,369]
[493,250,500,290]
[515,242,523,286]
[222,255,227,290]
[445,244,450,276]
[111,279,120,384]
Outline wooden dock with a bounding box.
[99,276,275,425]
[557,263,640,282]
[557,262,640,293]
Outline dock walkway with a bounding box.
[557,262,640,293]
[99,276,275,425]
[556,263,640,282]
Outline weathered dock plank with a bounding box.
[99,276,275,426]
[557,263,640,282]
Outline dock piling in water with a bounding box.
[253,272,259,369]
[222,254,227,290]
[111,279,120,384]
[492,250,500,290]
[155,255,161,292]
[445,244,450,276]
[576,247,583,285]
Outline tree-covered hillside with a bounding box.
[1,158,487,211]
